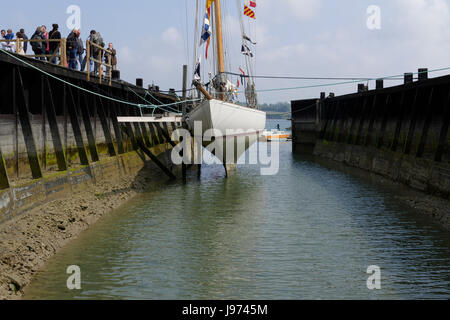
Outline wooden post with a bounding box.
[62,38,67,67]
[86,40,90,81]
[355,97,369,145]
[41,75,47,170]
[110,98,125,154]
[66,85,90,166]
[435,92,450,162]
[404,89,421,155]
[60,39,64,66]
[12,67,19,178]
[391,92,406,152]
[97,96,117,157]
[364,95,379,147]
[376,94,392,149]
[108,54,112,86]
[15,68,42,179]
[329,101,341,141]
[319,100,333,140]
[79,88,100,162]
[98,48,102,85]
[346,98,362,144]
[416,88,435,158]
[0,147,10,190]
[44,76,68,171]
[121,125,176,180]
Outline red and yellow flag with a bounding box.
[244,5,255,19]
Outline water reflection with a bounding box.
[25,122,449,300]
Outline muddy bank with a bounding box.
[0,149,177,300]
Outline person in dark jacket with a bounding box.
[75,30,84,71]
[20,29,28,53]
[66,29,79,70]
[104,43,117,75]
[30,27,46,60]
[48,24,61,64]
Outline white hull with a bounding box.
[188,99,266,164]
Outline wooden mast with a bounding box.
[214,0,225,75]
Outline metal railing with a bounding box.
[0,38,67,66]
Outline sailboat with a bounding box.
[187,0,266,173]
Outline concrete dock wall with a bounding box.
[291,71,450,199]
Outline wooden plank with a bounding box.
[15,68,42,179]
[434,92,450,162]
[363,94,379,147]
[416,88,435,158]
[148,122,161,146]
[66,85,90,166]
[346,98,363,144]
[376,94,392,149]
[79,87,100,162]
[0,147,10,190]
[41,76,47,170]
[109,93,125,154]
[391,91,406,152]
[404,89,421,155]
[121,125,176,180]
[355,97,369,146]
[97,96,117,157]
[337,101,348,143]
[44,76,67,171]
[117,116,183,123]
[156,123,177,148]
[325,101,339,140]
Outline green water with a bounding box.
[25,121,450,300]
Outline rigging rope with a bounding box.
[0,49,199,111]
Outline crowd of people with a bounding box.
[1,24,117,75]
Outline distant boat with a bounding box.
[187,0,266,173]
[261,129,291,142]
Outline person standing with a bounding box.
[20,29,28,53]
[15,32,25,55]
[91,30,104,75]
[66,29,79,70]
[2,29,15,52]
[5,29,14,41]
[31,27,45,60]
[41,25,49,60]
[104,43,117,75]
[75,30,84,71]
[1,30,10,51]
[48,24,61,64]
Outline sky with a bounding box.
[2,0,450,104]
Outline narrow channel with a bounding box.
[25,120,450,300]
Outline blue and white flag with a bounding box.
[200,13,212,46]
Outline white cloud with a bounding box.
[162,27,182,46]
[285,0,323,19]
[259,0,322,23]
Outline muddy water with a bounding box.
[25,120,450,300]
